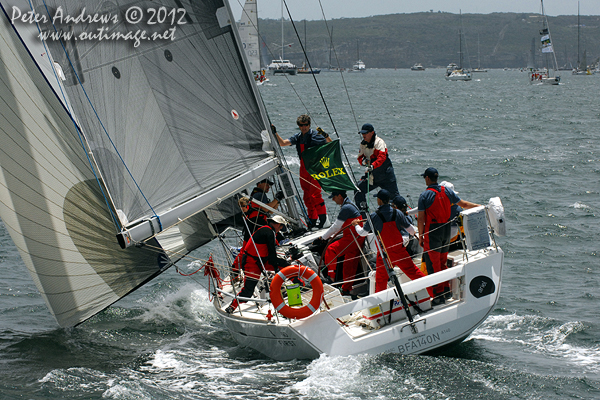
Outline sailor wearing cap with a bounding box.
[245,178,285,241]
[355,123,400,211]
[392,195,420,258]
[318,190,364,295]
[352,189,429,293]
[272,114,332,229]
[226,214,290,313]
[417,168,479,304]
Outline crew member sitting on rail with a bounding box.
[318,190,364,296]
[352,189,429,293]
[226,215,290,314]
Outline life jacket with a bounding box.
[295,130,314,160]
[243,225,277,260]
[424,186,451,235]
[247,187,269,226]
[340,201,362,240]
[376,209,404,251]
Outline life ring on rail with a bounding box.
[269,265,324,319]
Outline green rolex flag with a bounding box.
[302,140,357,192]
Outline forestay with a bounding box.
[0,0,275,327]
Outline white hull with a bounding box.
[213,244,503,360]
[445,73,472,81]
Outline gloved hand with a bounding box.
[316,127,328,137]
[365,165,374,173]
[270,124,277,134]
[275,191,285,201]
[312,237,327,247]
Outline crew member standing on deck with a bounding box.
[355,123,400,212]
[226,215,289,314]
[319,190,364,296]
[352,190,429,293]
[272,115,332,229]
[417,168,479,304]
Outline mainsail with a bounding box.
[0,0,277,327]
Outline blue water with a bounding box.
[1,69,599,399]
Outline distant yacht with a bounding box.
[268,59,297,75]
[268,0,297,75]
[350,59,366,72]
[410,63,425,71]
[349,40,366,72]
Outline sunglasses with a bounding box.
[297,123,309,127]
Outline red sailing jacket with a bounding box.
[424,186,451,233]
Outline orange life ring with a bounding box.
[269,265,324,319]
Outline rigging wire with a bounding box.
[24,0,121,230]
[36,0,163,233]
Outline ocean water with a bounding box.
[1,69,599,399]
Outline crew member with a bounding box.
[245,178,284,242]
[226,215,289,313]
[392,195,420,258]
[319,190,364,296]
[440,181,463,244]
[352,190,429,293]
[417,168,479,304]
[272,114,332,228]
[354,123,400,211]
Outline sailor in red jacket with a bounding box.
[319,190,365,296]
[226,215,289,313]
[355,123,400,211]
[353,190,430,294]
[273,114,332,228]
[417,167,479,304]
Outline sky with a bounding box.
[228,0,600,21]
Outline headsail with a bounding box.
[239,0,261,73]
[0,0,276,326]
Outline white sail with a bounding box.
[239,0,261,73]
[0,0,277,327]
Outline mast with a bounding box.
[459,10,463,69]
[540,0,560,76]
[577,2,580,70]
[280,0,284,60]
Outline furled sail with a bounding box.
[0,0,276,327]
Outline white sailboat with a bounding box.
[471,35,487,73]
[533,0,560,85]
[572,2,593,76]
[0,0,506,360]
[239,0,268,84]
[348,40,366,72]
[445,11,471,81]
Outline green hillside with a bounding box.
[256,12,600,69]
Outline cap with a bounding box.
[258,178,274,185]
[421,167,438,179]
[328,190,346,199]
[267,215,287,225]
[392,195,407,208]
[358,123,374,134]
[373,189,391,202]
[440,181,458,194]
